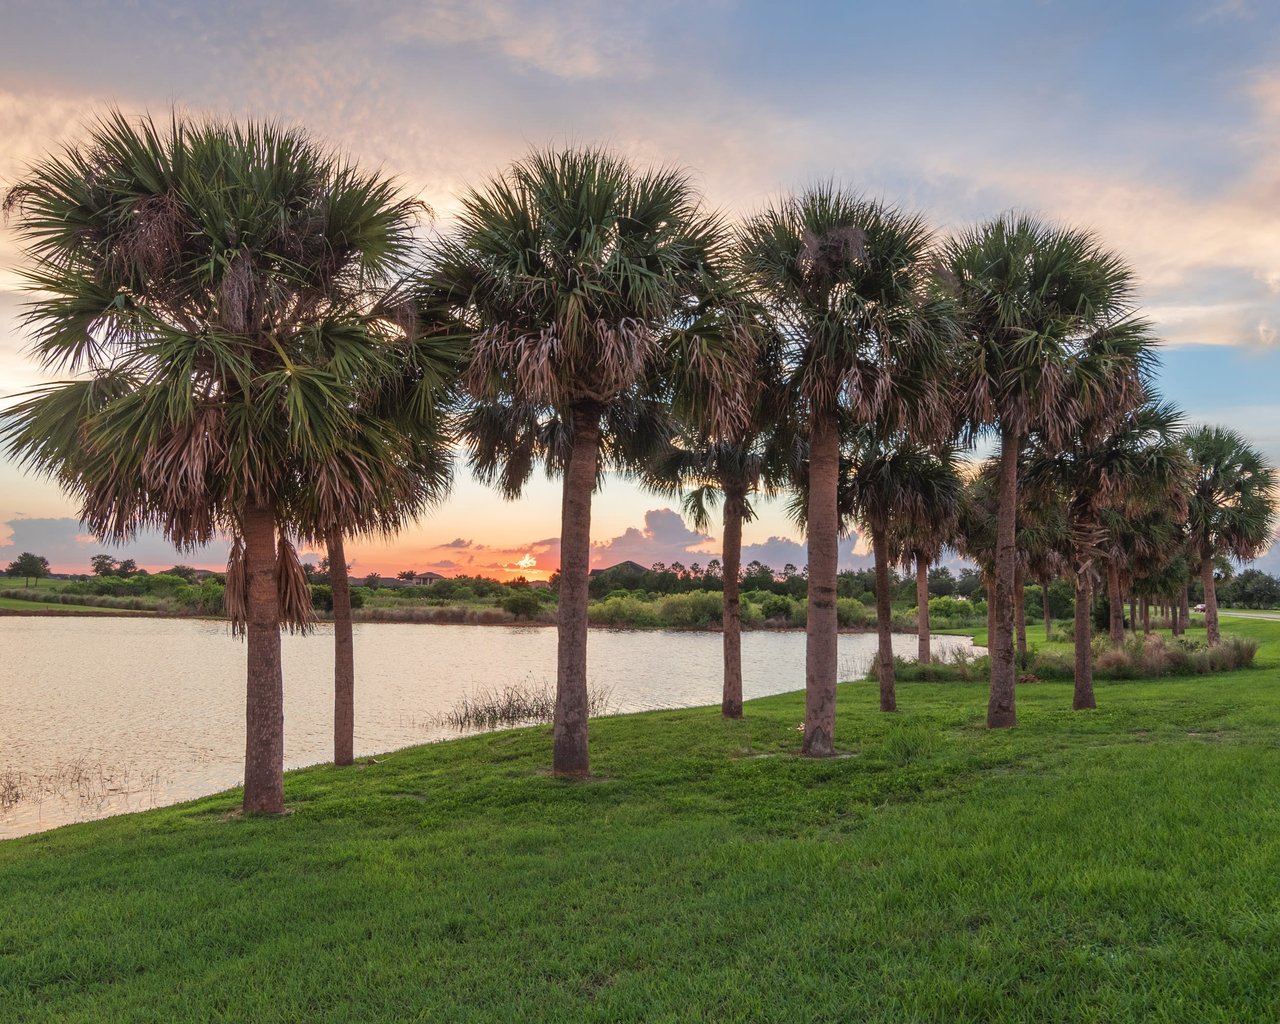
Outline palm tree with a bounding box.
[1015,472,1071,643]
[3,113,424,813]
[943,215,1151,727]
[886,446,963,666]
[290,326,458,766]
[739,186,952,755]
[1182,426,1277,646]
[955,470,1000,645]
[1027,400,1186,709]
[643,300,792,719]
[427,148,749,777]
[647,432,792,718]
[849,439,962,709]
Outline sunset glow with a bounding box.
[2,1,1278,577]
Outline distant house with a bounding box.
[588,560,649,578]
[409,571,445,586]
[527,580,551,590]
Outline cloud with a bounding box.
[589,508,715,568]
[582,508,870,573]
[389,0,657,81]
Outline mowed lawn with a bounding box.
[2,623,1279,1022]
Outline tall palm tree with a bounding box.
[1027,400,1186,709]
[3,113,424,813]
[849,439,962,709]
[643,299,793,719]
[289,326,458,766]
[1015,471,1071,643]
[646,431,792,718]
[886,446,963,666]
[955,469,1000,644]
[427,148,750,777]
[739,186,952,755]
[1182,426,1277,646]
[943,215,1151,727]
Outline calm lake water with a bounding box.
[0,617,978,838]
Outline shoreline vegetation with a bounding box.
[2,616,1277,1021]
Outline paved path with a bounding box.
[1218,610,1280,621]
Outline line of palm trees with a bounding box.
[3,113,1275,814]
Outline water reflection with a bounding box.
[0,617,976,838]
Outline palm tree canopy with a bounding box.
[942,213,1155,444]
[1182,425,1277,563]
[2,111,448,549]
[424,146,755,495]
[642,300,799,531]
[783,429,960,545]
[1026,399,1189,578]
[737,184,955,435]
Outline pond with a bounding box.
[0,617,979,838]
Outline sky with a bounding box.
[1,0,1279,579]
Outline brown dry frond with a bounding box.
[276,536,317,635]
[225,535,247,636]
[219,251,259,335]
[115,193,187,282]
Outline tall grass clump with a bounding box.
[877,645,991,682]
[442,680,613,729]
[880,633,1258,683]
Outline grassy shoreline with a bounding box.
[2,619,1278,1021]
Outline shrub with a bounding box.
[588,595,660,628]
[310,585,366,613]
[759,594,793,623]
[891,611,918,632]
[836,598,870,628]
[657,591,723,627]
[501,591,543,620]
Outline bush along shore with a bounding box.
[1,569,994,632]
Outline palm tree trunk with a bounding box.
[1107,564,1124,645]
[988,425,1019,728]
[243,505,284,814]
[986,576,995,648]
[1073,564,1095,710]
[1179,585,1190,636]
[872,526,896,712]
[329,529,354,767]
[1014,565,1027,660]
[721,487,745,719]
[554,402,601,777]
[803,411,839,756]
[916,556,931,665]
[1200,555,1221,647]
[1141,595,1151,636]
[1042,579,1052,641]
[1128,595,1138,637]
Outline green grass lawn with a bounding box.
[2,624,1279,1022]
